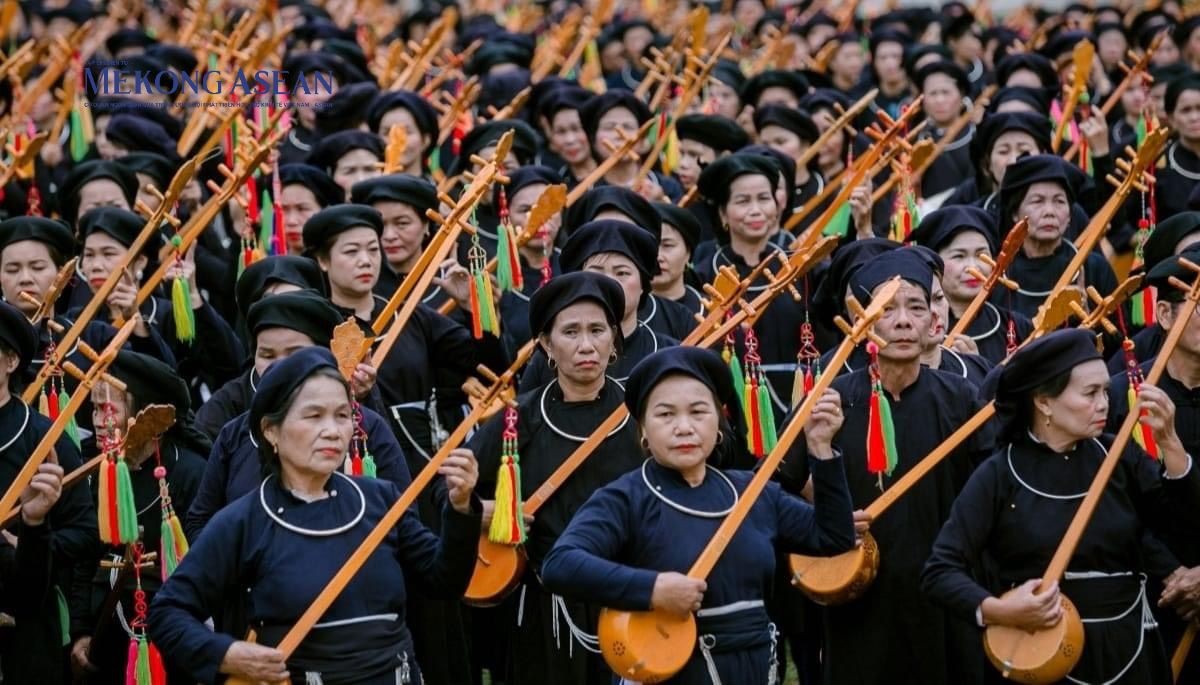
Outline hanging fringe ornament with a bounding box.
[741,328,777,458]
[792,317,822,408]
[169,237,196,344]
[154,441,188,581]
[723,322,746,408]
[115,458,138,543]
[495,187,524,293]
[824,148,855,238]
[865,342,899,489]
[1132,192,1157,327]
[538,223,553,287]
[126,545,166,685]
[38,387,49,418]
[1119,337,1159,459]
[488,406,526,545]
[60,384,80,449]
[272,161,286,256]
[467,232,500,338]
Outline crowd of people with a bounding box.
[1,0,1200,683]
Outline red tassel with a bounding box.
[867,391,887,474]
[149,643,167,685]
[125,639,138,683]
[47,385,60,421]
[747,375,764,457]
[803,367,814,395]
[104,461,120,542]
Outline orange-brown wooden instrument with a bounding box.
[597,279,901,683]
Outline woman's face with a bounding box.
[1097,32,1128,70]
[318,227,381,298]
[332,149,381,195]
[641,375,719,475]
[922,73,963,126]
[540,300,615,387]
[1037,360,1110,441]
[938,230,992,304]
[719,173,777,241]
[593,106,640,159]
[549,109,590,165]
[1004,68,1043,90]
[77,179,130,217]
[254,328,316,378]
[375,200,426,272]
[378,107,428,170]
[812,108,845,173]
[510,183,560,252]
[263,374,355,478]
[874,42,906,84]
[1120,82,1148,122]
[81,232,146,291]
[1152,34,1181,68]
[676,139,716,188]
[1171,89,1200,144]
[583,252,641,323]
[90,379,132,438]
[280,185,322,254]
[294,75,337,129]
[653,224,689,290]
[1,241,58,315]
[989,130,1041,185]
[830,42,866,85]
[708,81,742,120]
[758,124,807,162]
[1017,181,1070,244]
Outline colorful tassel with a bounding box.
[148,643,166,685]
[115,459,138,543]
[866,342,899,487]
[98,459,117,543]
[37,388,48,418]
[60,386,80,448]
[157,464,188,580]
[171,275,195,343]
[740,328,776,458]
[823,201,852,238]
[489,407,525,545]
[362,449,377,478]
[467,233,499,338]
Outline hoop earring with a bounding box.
[547,357,558,370]
[640,436,650,452]
[1043,410,1052,428]
[609,349,618,364]
[715,431,724,445]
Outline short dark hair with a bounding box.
[1016,367,1074,432]
[257,367,351,478]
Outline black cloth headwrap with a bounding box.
[998,153,1086,234]
[697,153,781,209]
[1142,212,1200,273]
[564,186,660,239]
[305,131,385,176]
[1145,250,1200,303]
[675,114,750,152]
[711,59,746,93]
[914,60,970,95]
[561,219,661,300]
[108,350,191,414]
[848,247,935,302]
[246,289,344,347]
[302,204,384,256]
[753,105,819,144]
[740,69,809,107]
[739,145,797,214]
[536,86,592,125]
[106,114,180,163]
[498,166,561,206]
[350,174,437,215]
[579,91,652,148]
[315,82,380,135]
[528,271,625,337]
[973,111,1051,174]
[811,238,902,324]
[450,119,539,177]
[467,39,534,77]
[250,347,345,449]
[279,164,345,208]
[0,301,37,372]
[995,52,1058,90]
[60,160,139,227]
[235,255,327,318]
[78,207,161,254]
[909,205,998,253]
[0,216,75,263]
[367,90,439,155]
[653,202,702,254]
[985,86,1052,116]
[625,347,738,422]
[983,328,1101,438]
[117,153,174,193]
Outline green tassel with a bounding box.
[1135,113,1148,147]
[69,108,88,162]
[55,587,70,646]
[429,147,441,175]
[474,271,494,333]
[729,355,746,414]
[362,450,377,478]
[160,519,178,577]
[136,636,151,684]
[823,202,852,238]
[258,189,273,249]
[878,393,899,475]
[757,376,777,453]
[59,387,80,449]
[906,193,920,229]
[497,225,515,291]
[171,277,196,343]
[115,460,138,543]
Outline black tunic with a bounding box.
[1000,241,1118,320]
[0,398,98,685]
[948,303,1034,365]
[193,368,256,442]
[640,293,698,341]
[1155,142,1200,222]
[920,124,976,200]
[780,367,994,685]
[818,343,994,389]
[469,379,642,685]
[922,434,1200,684]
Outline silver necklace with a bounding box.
[1005,440,1104,501]
[539,379,629,442]
[640,459,738,518]
[0,402,30,453]
[1168,143,1200,181]
[640,295,658,325]
[288,128,312,153]
[967,302,1002,341]
[259,472,366,536]
[711,244,783,293]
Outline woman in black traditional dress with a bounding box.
[68,351,207,684]
[469,271,643,685]
[0,301,96,685]
[150,347,481,684]
[923,328,1200,683]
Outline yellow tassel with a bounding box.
[488,456,524,544]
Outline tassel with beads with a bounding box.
[489,407,525,545]
[467,233,499,338]
[866,342,899,488]
[723,334,746,411]
[741,328,777,458]
[99,457,115,542]
[156,452,188,580]
[115,459,138,543]
[1120,338,1159,460]
[169,236,196,343]
[495,188,523,292]
[59,385,80,449]
[38,387,48,417]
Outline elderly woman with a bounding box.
[70,351,208,683]
[150,347,482,684]
[923,328,1200,683]
[998,154,1118,319]
[469,271,643,685]
[541,346,854,683]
